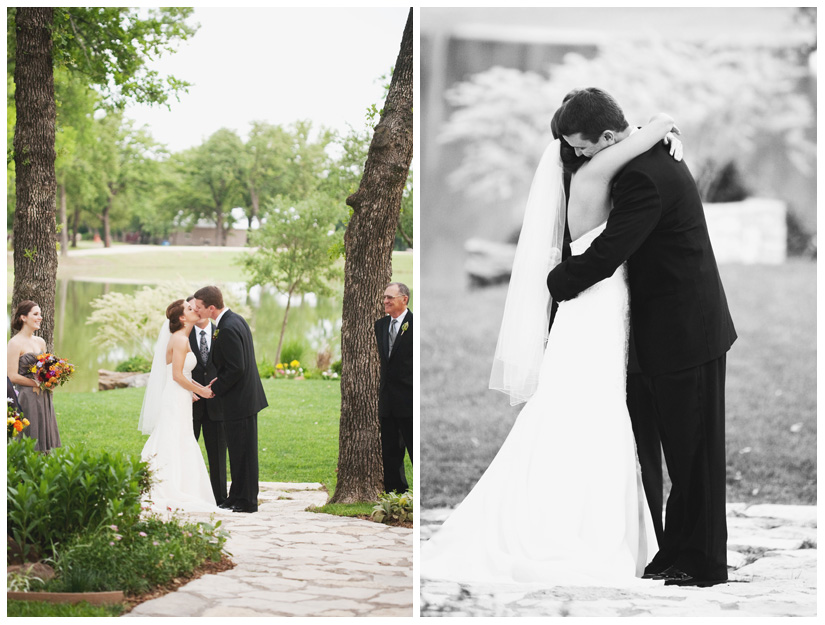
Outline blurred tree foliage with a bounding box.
[440,37,814,205]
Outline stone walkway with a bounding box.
[124,482,412,617]
[420,503,816,617]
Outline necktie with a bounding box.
[388,319,398,355]
[199,330,209,363]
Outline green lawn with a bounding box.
[54,378,412,498]
[421,259,816,508]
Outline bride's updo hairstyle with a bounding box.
[12,300,38,331]
[551,105,586,175]
[166,299,186,333]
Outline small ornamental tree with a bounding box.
[240,195,345,365]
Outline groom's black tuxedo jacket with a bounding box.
[210,310,268,420]
[374,310,413,421]
[189,323,220,421]
[547,142,736,375]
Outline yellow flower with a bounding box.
[29,366,36,373]
[275,363,284,370]
[22,419,30,426]
[290,360,300,368]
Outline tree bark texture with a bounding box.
[331,8,413,503]
[13,8,57,349]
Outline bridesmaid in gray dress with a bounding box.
[6,301,61,451]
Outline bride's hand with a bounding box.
[192,393,200,402]
[664,131,683,161]
[198,386,214,399]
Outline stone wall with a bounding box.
[705,198,786,264]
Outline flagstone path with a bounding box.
[123,482,412,618]
[420,503,816,617]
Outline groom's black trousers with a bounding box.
[224,414,259,511]
[627,355,728,581]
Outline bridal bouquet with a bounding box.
[7,399,29,438]
[29,353,77,392]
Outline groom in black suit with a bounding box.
[374,282,413,493]
[547,88,736,587]
[186,296,227,505]
[193,286,268,513]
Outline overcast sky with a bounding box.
[125,7,410,153]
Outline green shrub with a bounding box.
[330,360,342,375]
[371,490,413,524]
[115,356,152,373]
[257,359,275,379]
[279,339,308,366]
[48,514,229,595]
[7,438,150,561]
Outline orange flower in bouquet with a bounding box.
[28,353,76,392]
[7,399,30,438]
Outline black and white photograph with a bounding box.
[419,7,816,617]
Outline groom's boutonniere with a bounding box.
[212,328,220,340]
[400,322,409,335]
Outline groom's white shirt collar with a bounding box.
[215,308,230,327]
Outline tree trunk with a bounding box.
[12,7,57,349]
[103,189,114,248]
[59,182,68,256]
[215,207,224,246]
[330,9,413,504]
[275,286,294,366]
[248,186,259,245]
[71,203,80,248]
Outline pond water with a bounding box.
[38,280,343,392]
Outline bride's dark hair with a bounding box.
[551,103,586,175]
[166,299,186,333]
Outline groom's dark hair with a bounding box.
[193,286,224,309]
[556,88,629,143]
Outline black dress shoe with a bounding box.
[230,505,257,513]
[654,566,693,582]
[218,500,235,509]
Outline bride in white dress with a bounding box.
[421,111,683,587]
[139,299,220,513]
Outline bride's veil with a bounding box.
[489,139,566,405]
[138,319,171,435]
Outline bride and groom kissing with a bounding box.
[139,286,268,515]
[423,88,736,589]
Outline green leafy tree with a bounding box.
[54,68,104,253]
[176,128,245,246]
[92,113,165,248]
[8,6,196,347]
[240,195,345,365]
[239,120,334,242]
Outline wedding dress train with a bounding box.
[141,351,219,513]
[421,223,658,587]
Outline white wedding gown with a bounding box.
[141,351,219,513]
[421,222,658,587]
